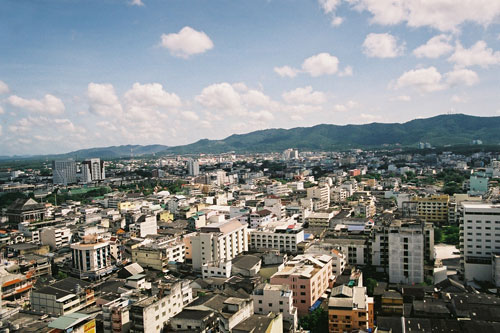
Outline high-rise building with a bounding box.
[81,158,105,182]
[388,222,425,284]
[71,234,113,279]
[459,202,500,286]
[187,158,199,176]
[52,159,77,185]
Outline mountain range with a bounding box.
[3,114,500,160]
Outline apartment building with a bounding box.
[251,283,298,330]
[270,254,333,315]
[266,183,291,196]
[459,202,500,286]
[237,209,274,229]
[388,222,424,284]
[189,219,248,271]
[102,297,130,333]
[129,214,157,238]
[307,185,331,209]
[30,277,95,315]
[71,235,113,280]
[412,194,449,224]
[40,226,72,250]
[249,221,304,254]
[306,210,337,228]
[328,286,374,333]
[132,238,185,272]
[129,280,193,333]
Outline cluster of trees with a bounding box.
[298,308,328,332]
[434,226,459,245]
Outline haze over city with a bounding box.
[1,0,500,155]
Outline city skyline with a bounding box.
[1,0,500,155]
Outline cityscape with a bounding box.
[1,0,500,332]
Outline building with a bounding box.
[249,221,304,254]
[187,158,200,176]
[328,286,374,333]
[189,219,248,271]
[102,297,131,333]
[129,214,157,238]
[307,185,331,209]
[460,202,500,285]
[53,159,77,185]
[251,283,298,330]
[132,238,185,272]
[30,277,95,315]
[129,280,192,333]
[270,254,333,316]
[5,198,46,224]
[266,183,291,197]
[412,194,449,224]
[40,226,72,250]
[81,158,105,182]
[468,175,489,196]
[71,235,113,280]
[388,221,425,284]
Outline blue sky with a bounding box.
[1,0,500,155]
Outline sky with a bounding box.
[0,0,500,155]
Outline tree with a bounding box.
[366,278,378,296]
[299,308,328,333]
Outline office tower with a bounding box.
[187,158,200,176]
[82,158,105,182]
[52,159,77,185]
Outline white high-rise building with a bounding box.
[52,159,77,185]
[81,158,105,182]
[460,202,500,286]
[187,158,200,176]
[189,219,248,270]
[388,222,424,284]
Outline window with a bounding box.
[300,300,306,303]
[258,300,262,304]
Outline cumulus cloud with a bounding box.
[444,68,479,87]
[282,86,326,105]
[7,94,65,115]
[0,80,9,95]
[274,66,298,78]
[448,41,500,68]
[413,34,453,58]
[333,100,358,112]
[302,52,339,77]
[181,111,200,121]
[349,0,500,32]
[338,65,353,77]
[362,33,405,58]
[159,26,214,58]
[195,82,243,113]
[124,82,182,112]
[394,67,446,93]
[130,0,144,6]
[87,83,123,116]
[318,0,344,26]
[394,66,479,93]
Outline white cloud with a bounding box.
[451,94,468,103]
[448,41,500,68]
[302,52,339,77]
[445,68,479,87]
[0,80,9,95]
[338,65,353,77]
[394,66,445,93]
[333,100,358,112]
[0,106,4,114]
[274,66,298,78]
[124,82,181,111]
[7,94,65,115]
[282,86,326,105]
[195,82,243,113]
[362,33,405,58]
[350,0,500,32]
[389,95,411,102]
[318,0,344,26]
[87,83,123,116]
[159,26,214,58]
[291,115,304,121]
[250,110,274,122]
[241,90,273,108]
[130,0,144,6]
[181,111,200,121]
[413,34,453,58]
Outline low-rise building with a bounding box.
[251,283,298,330]
[328,286,374,333]
[132,237,185,272]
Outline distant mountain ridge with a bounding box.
[3,114,500,161]
[163,114,500,154]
